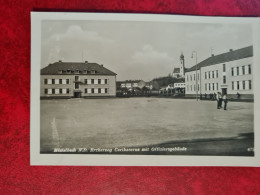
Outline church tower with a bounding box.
[180,52,185,77]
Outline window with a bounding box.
[231,68,234,76]
[212,71,214,78]
[232,81,234,90]
[84,79,88,84]
[75,70,80,74]
[242,66,245,75]
[91,70,96,74]
[237,67,239,76]
[237,81,240,90]
[208,71,210,79]
[105,88,108,93]
[223,76,226,84]
[216,70,218,78]
[243,81,245,90]
[52,89,55,94]
[85,88,88,93]
[44,89,48,94]
[205,83,207,91]
[44,79,48,84]
[249,80,252,89]
[248,64,251,74]
[66,89,69,94]
[216,83,218,90]
[75,76,79,81]
[91,79,94,84]
[223,64,226,72]
[66,79,69,84]
[98,79,101,84]
[62,70,66,74]
[209,83,211,91]
[190,75,192,81]
[212,83,215,91]
[98,88,101,93]
[67,70,71,74]
[52,79,55,84]
[75,83,79,89]
[59,79,62,84]
[92,88,94,93]
[59,89,62,94]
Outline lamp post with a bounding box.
[191,51,198,101]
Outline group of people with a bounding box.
[216,92,228,110]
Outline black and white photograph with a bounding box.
[31,13,260,166]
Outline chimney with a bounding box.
[59,60,62,62]
[229,49,233,52]
[85,61,88,63]
[212,54,214,57]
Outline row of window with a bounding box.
[186,73,200,82]
[44,88,70,94]
[232,80,252,90]
[186,84,200,92]
[58,70,97,74]
[205,83,219,91]
[205,70,219,79]
[44,78,108,85]
[231,65,251,76]
[44,88,109,94]
[84,88,108,94]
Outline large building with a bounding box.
[185,46,253,99]
[40,61,117,98]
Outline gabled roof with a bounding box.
[186,46,253,72]
[41,61,117,75]
[173,68,180,73]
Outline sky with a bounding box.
[41,20,252,81]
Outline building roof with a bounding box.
[173,68,180,73]
[41,61,117,75]
[186,46,253,72]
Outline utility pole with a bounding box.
[191,51,198,101]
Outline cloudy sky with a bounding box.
[41,19,252,81]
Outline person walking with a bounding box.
[223,94,228,110]
[216,92,222,109]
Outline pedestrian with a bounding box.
[219,92,223,108]
[213,93,216,100]
[216,92,221,109]
[237,92,240,99]
[223,94,228,110]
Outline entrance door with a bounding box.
[222,88,227,95]
[74,92,81,98]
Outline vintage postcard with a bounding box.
[31,12,260,166]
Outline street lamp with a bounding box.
[191,51,198,101]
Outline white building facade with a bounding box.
[185,46,253,99]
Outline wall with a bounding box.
[40,74,116,98]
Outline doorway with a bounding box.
[73,92,81,98]
[222,88,227,95]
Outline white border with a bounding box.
[31,12,260,166]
